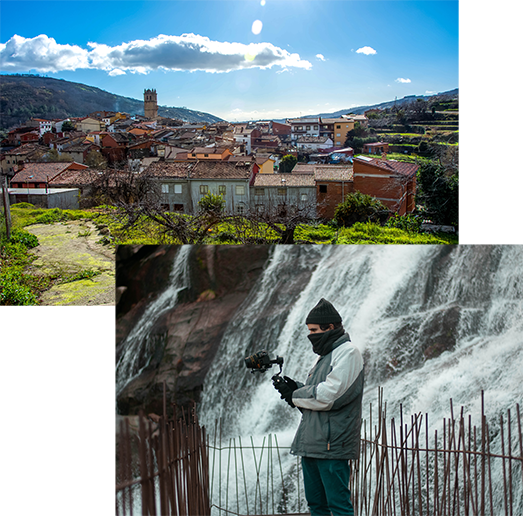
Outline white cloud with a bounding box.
[316,54,325,61]
[0,34,89,72]
[396,77,412,83]
[108,68,126,77]
[356,46,377,55]
[0,33,312,75]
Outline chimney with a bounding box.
[381,152,387,160]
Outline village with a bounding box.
[1,88,420,221]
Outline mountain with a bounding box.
[314,88,459,117]
[268,88,459,123]
[0,74,224,130]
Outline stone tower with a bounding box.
[144,89,158,119]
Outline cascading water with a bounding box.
[116,245,192,397]
[197,245,523,514]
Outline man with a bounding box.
[273,298,364,516]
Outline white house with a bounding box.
[287,117,321,140]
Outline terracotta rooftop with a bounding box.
[146,161,195,179]
[190,161,255,179]
[254,173,315,188]
[49,168,103,186]
[292,163,316,174]
[10,162,79,183]
[314,165,353,181]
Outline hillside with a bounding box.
[0,74,224,130]
[316,88,459,117]
[268,88,459,123]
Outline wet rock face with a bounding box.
[116,245,271,416]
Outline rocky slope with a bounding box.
[115,245,271,416]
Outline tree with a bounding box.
[279,154,297,173]
[61,120,75,132]
[44,148,74,162]
[85,150,107,169]
[416,161,458,226]
[334,192,388,227]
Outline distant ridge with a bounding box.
[0,74,224,130]
[269,88,459,123]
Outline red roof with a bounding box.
[354,157,418,177]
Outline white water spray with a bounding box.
[116,245,192,396]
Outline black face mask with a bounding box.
[307,326,345,356]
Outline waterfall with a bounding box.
[197,245,523,514]
[115,245,192,396]
[200,246,523,432]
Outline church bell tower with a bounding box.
[144,89,158,119]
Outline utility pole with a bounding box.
[2,175,12,240]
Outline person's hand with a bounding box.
[272,375,297,407]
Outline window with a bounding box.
[235,185,245,195]
[314,125,318,130]
[161,184,169,194]
[204,154,209,157]
[319,184,328,193]
[337,133,341,137]
[306,126,310,131]
[278,188,286,196]
[173,204,184,212]
[256,204,265,213]
[200,185,209,194]
[336,125,341,129]
[255,188,265,196]
[301,193,308,202]
[218,185,226,195]
[236,203,246,214]
[174,184,182,194]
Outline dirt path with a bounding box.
[25,219,115,306]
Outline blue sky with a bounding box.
[0,0,458,121]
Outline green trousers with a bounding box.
[301,457,354,516]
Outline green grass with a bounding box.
[4,203,458,252]
[10,203,94,229]
[0,205,109,304]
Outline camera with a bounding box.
[244,350,284,375]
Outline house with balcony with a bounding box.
[287,118,321,141]
[319,118,356,147]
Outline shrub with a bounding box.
[198,193,225,215]
[385,213,422,233]
[334,192,388,227]
[8,228,39,249]
[0,269,37,305]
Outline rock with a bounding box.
[116,245,271,416]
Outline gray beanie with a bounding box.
[305,298,342,325]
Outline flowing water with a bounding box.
[115,245,192,396]
[197,245,523,514]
